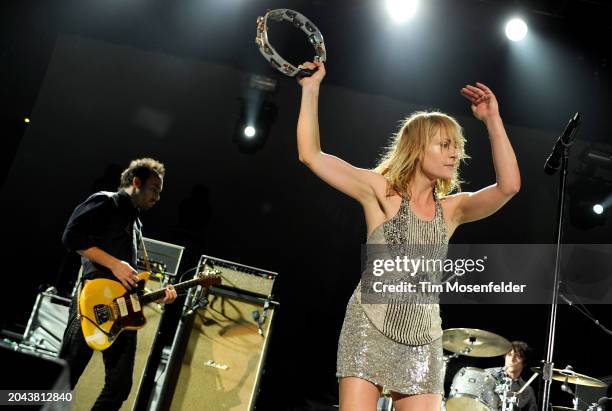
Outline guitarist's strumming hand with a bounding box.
[156,285,177,304]
[111,260,141,290]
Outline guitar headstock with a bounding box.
[196,268,222,288]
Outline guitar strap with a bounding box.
[137,218,153,273]
[137,220,161,295]
[75,277,83,320]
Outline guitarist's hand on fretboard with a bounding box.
[155,285,177,304]
[111,260,140,290]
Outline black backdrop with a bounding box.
[1,0,611,409]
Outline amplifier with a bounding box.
[138,237,185,277]
[197,254,277,298]
[150,255,279,411]
[170,292,277,411]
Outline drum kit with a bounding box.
[442,328,512,411]
[441,328,607,411]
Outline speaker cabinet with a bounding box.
[170,292,275,411]
[72,289,164,410]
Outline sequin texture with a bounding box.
[336,196,447,394]
[336,293,445,394]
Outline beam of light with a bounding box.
[244,126,256,138]
[505,18,528,42]
[386,0,418,23]
[593,204,604,215]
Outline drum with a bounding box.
[445,367,499,411]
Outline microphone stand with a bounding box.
[559,291,612,336]
[541,113,582,411]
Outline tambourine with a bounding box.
[255,9,327,78]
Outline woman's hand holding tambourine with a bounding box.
[255,9,326,78]
[298,61,326,88]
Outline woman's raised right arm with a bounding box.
[297,61,379,204]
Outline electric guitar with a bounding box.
[79,271,220,351]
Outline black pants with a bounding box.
[59,295,137,411]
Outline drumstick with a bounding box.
[516,372,539,395]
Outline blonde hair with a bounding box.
[374,111,468,199]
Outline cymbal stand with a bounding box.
[499,376,518,411]
[454,340,477,357]
[502,369,539,411]
[377,389,393,411]
[560,372,589,410]
[443,352,460,362]
[442,346,471,364]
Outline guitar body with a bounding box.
[79,272,151,351]
[79,270,221,351]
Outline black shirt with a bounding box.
[62,190,141,281]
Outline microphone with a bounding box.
[544,112,582,175]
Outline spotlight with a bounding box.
[505,18,528,42]
[386,0,418,23]
[593,204,604,215]
[569,178,609,229]
[244,126,256,138]
[24,117,31,124]
[233,99,278,154]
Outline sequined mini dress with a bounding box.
[336,196,448,395]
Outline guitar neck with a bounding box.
[141,277,208,305]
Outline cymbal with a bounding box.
[442,328,512,357]
[551,407,577,410]
[531,367,607,388]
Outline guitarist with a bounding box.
[59,157,177,410]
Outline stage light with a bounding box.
[244,126,256,138]
[505,18,528,42]
[249,75,277,93]
[386,0,418,23]
[569,179,609,229]
[233,99,278,154]
[24,117,30,124]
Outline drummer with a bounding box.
[486,341,538,411]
